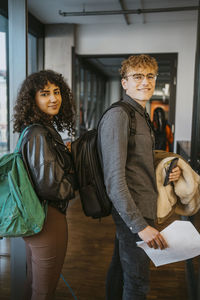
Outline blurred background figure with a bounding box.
[152,107,173,152]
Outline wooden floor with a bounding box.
[0,196,200,300]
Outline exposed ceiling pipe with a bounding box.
[118,0,130,25]
[59,6,198,17]
[140,0,146,24]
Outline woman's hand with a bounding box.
[169,166,181,182]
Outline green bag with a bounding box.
[0,127,46,237]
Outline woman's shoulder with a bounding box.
[21,124,49,144]
[24,124,48,136]
[19,124,49,153]
[21,124,64,148]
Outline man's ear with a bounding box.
[121,78,127,90]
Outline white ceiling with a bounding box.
[28,0,199,25]
[27,0,199,78]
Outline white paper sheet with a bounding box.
[137,220,200,267]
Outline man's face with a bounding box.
[121,67,157,105]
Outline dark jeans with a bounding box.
[106,208,151,300]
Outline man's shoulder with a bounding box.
[100,104,130,125]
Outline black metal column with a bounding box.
[185,2,200,300]
[191,2,200,173]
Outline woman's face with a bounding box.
[35,82,62,116]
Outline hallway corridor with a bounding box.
[0,195,199,299]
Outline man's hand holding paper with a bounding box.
[137,220,200,267]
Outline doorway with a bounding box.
[72,51,177,150]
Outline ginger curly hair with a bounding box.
[13,70,76,135]
[119,54,158,78]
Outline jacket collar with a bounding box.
[122,93,147,117]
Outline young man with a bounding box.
[97,54,181,300]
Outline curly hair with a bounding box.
[13,70,76,135]
[119,54,158,78]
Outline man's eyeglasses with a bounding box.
[125,73,157,83]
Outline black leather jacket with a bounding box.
[20,124,76,214]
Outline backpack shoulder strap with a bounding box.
[15,126,32,153]
[97,101,136,136]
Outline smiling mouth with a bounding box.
[49,105,58,108]
[138,88,151,91]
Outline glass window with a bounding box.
[0,14,8,154]
[74,58,107,136]
[28,33,37,75]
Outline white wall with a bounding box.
[44,24,75,139]
[75,20,197,146]
[44,24,75,88]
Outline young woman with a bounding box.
[152,107,173,152]
[13,70,76,300]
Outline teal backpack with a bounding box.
[0,127,46,237]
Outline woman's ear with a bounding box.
[121,78,127,90]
